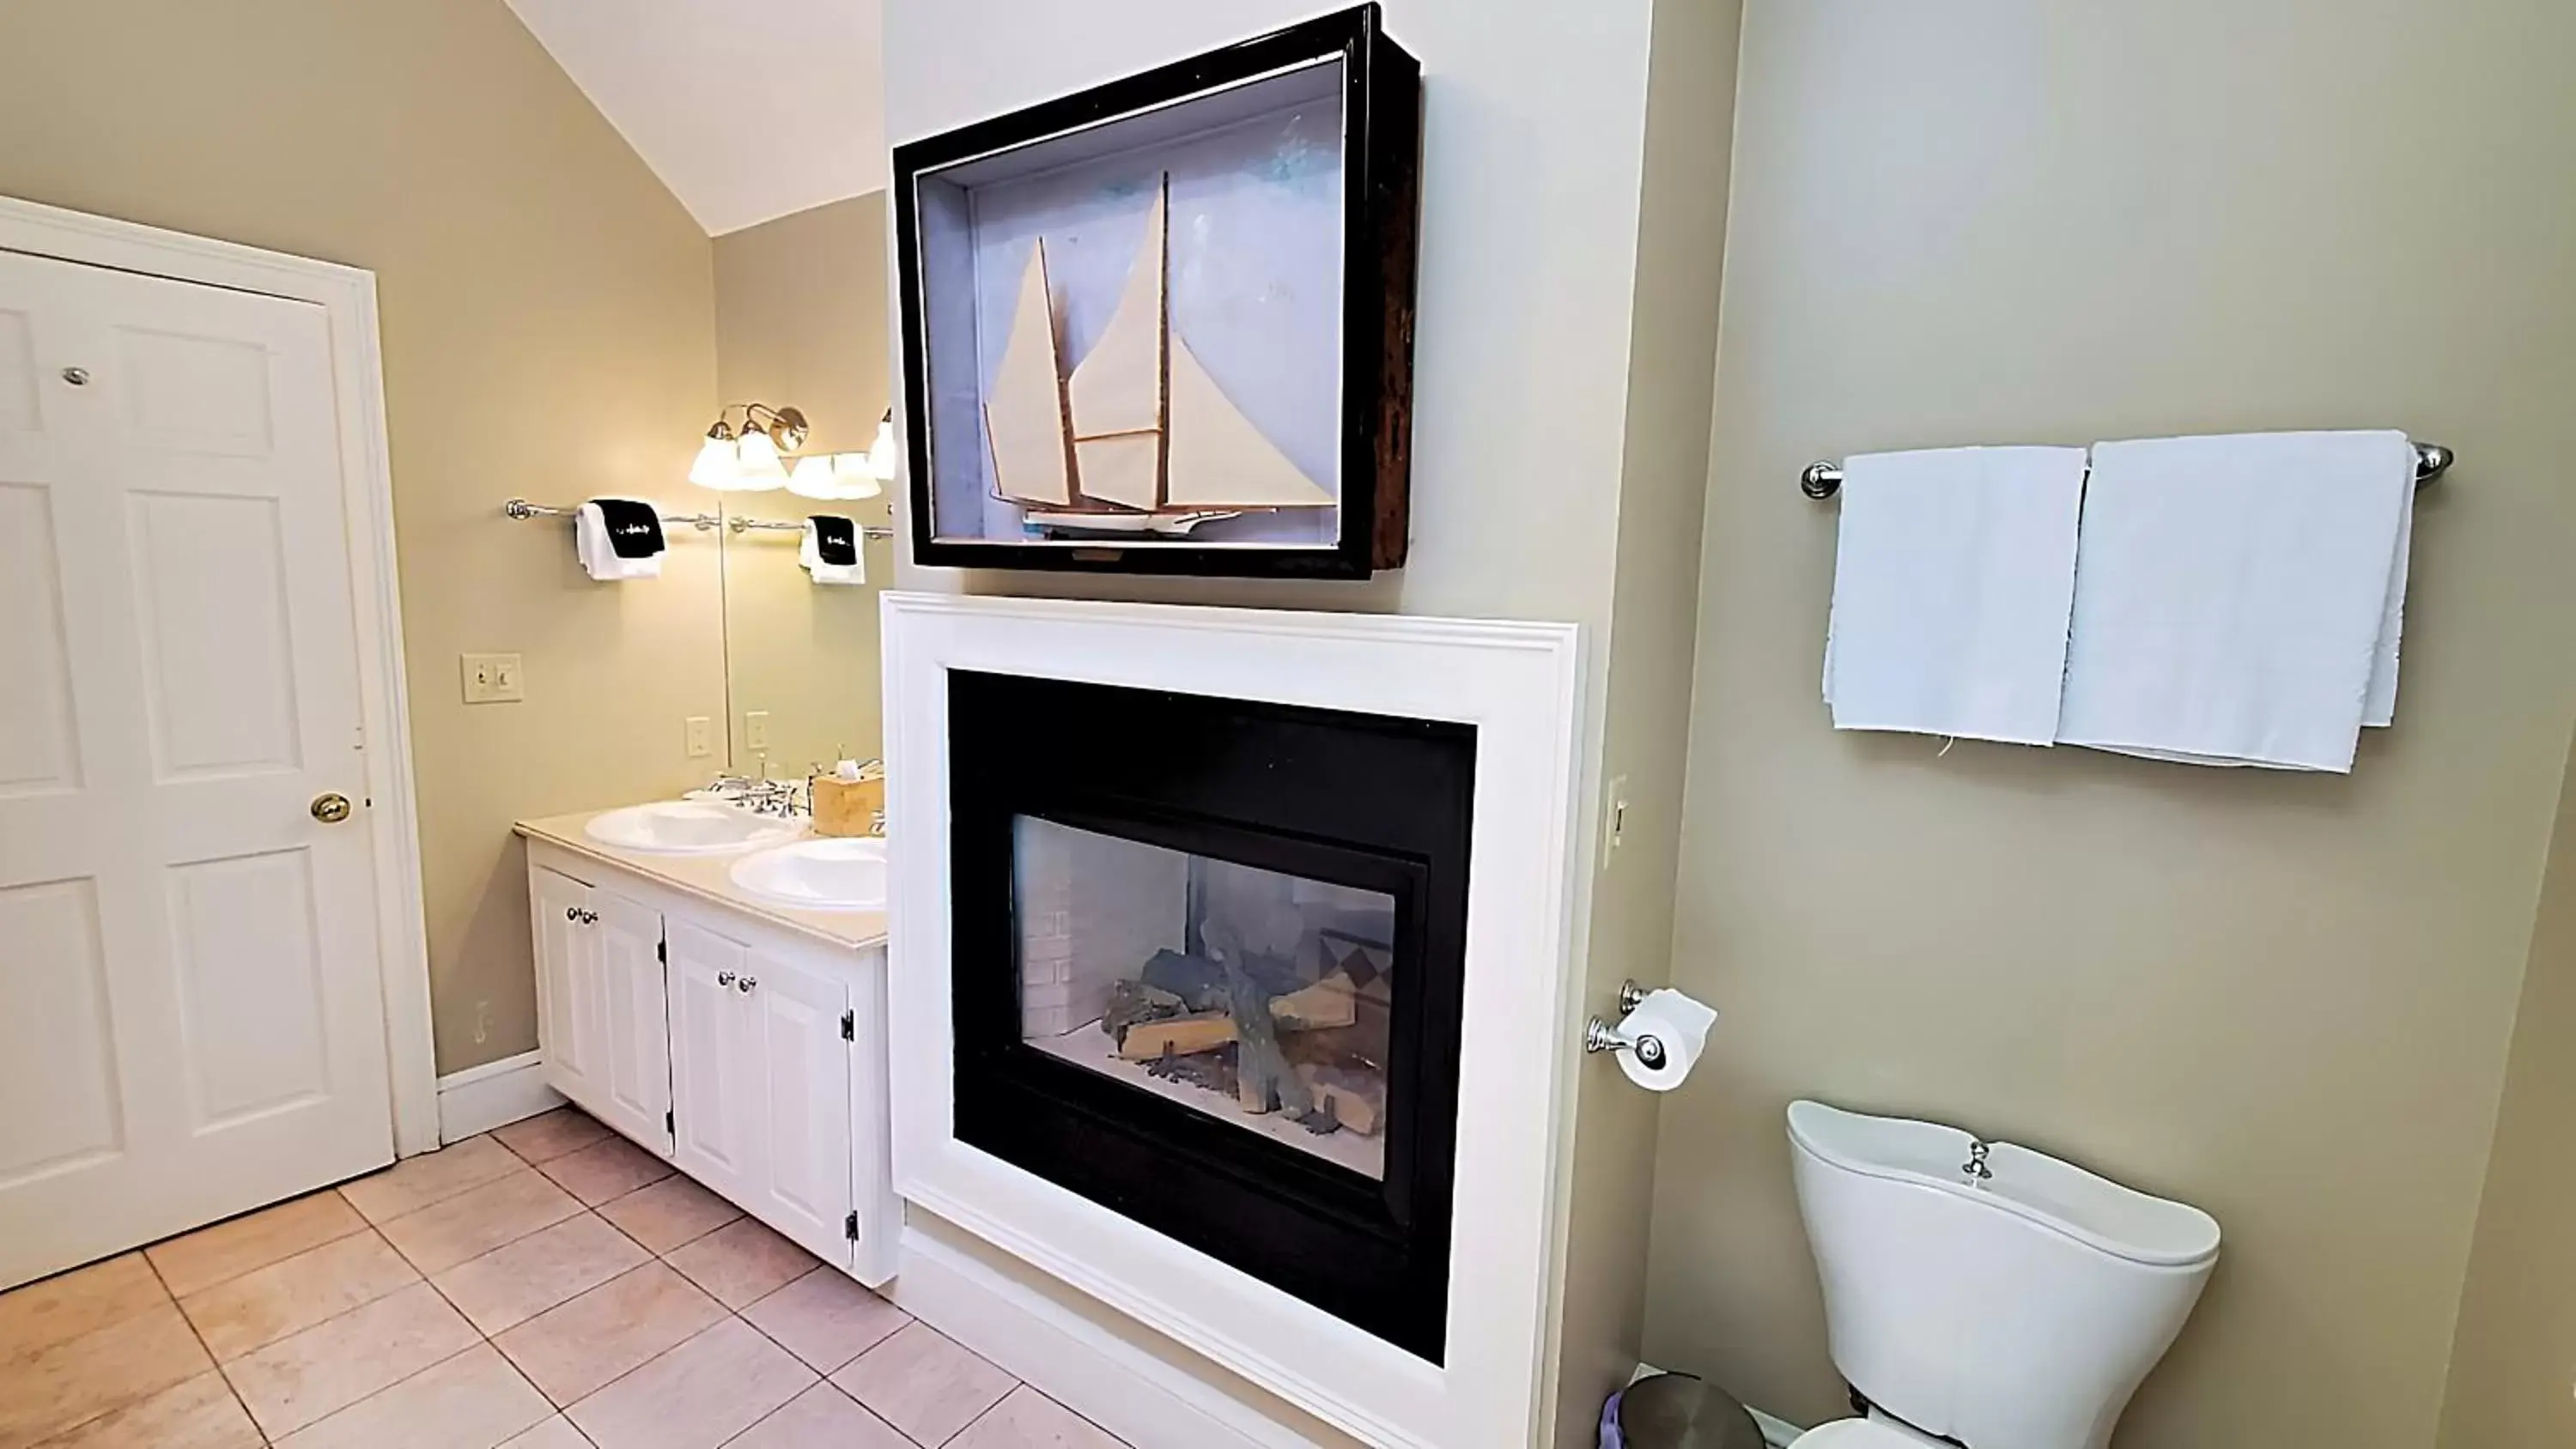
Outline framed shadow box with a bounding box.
[892,4,1421,579]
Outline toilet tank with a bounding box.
[1788,1102,2221,1449]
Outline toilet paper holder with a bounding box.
[1584,980,1668,1070]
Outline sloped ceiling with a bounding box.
[505,0,888,236]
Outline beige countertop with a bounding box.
[514,808,889,951]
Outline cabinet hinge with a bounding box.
[840,1009,855,1042]
[844,1210,860,1241]
[656,939,666,963]
[665,1107,674,1135]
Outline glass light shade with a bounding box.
[732,429,789,490]
[689,434,743,489]
[866,415,899,481]
[787,452,885,501]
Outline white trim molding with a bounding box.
[436,1050,566,1143]
[881,592,1587,1449]
[0,196,438,1159]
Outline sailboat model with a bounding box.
[982,173,1334,534]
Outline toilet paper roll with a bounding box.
[1617,988,1717,1092]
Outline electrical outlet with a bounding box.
[684,716,714,758]
[744,711,771,751]
[461,652,524,704]
[1601,773,1631,868]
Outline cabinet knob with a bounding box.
[567,906,580,923]
[737,975,757,993]
[716,970,736,986]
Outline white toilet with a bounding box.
[1785,1100,2221,1449]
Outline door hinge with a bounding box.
[844,1210,860,1241]
[665,1107,674,1135]
[656,939,666,963]
[840,1009,855,1042]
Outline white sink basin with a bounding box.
[729,837,889,912]
[585,801,804,855]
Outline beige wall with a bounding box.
[713,192,896,778]
[2439,724,2576,1448]
[1646,2,2576,1445]
[882,0,1722,1440]
[0,0,723,1076]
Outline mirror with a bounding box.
[709,193,896,779]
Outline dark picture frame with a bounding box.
[891,4,1422,579]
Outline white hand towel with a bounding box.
[574,501,665,581]
[1822,445,2088,746]
[2056,430,2415,773]
[799,521,868,585]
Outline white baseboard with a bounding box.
[435,1050,563,1144]
[886,1225,1327,1449]
[1633,1362,1802,1446]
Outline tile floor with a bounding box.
[0,1108,1133,1449]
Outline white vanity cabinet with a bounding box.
[523,840,899,1283]
[531,870,672,1155]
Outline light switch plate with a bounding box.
[462,652,524,704]
[744,711,771,750]
[684,716,714,758]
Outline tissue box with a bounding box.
[811,773,884,839]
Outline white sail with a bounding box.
[1066,179,1168,512]
[1163,334,1334,508]
[984,239,1074,507]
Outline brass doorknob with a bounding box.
[310,792,353,824]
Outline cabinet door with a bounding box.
[531,867,603,1106]
[591,888,671,1155]
[667,920,759,1202]
[742,949,854,1267]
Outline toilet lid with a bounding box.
[1792,1419,1934,1448]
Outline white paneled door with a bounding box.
[0,248,393,1289]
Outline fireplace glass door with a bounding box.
[1015,816,1398,1180]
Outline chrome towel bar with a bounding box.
[501,498,721,530]
[1799,441,2454,500]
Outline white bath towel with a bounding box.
[1822,445,2089,746]
[574,500,665,581]
[799,520,868,585]
[2056,430,2416,772]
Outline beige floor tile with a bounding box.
[179,1231,419,1361]
[491,1109,611,1166]
[272,1343,550,1449]
[498,1416,592,1448]
[339,1137,523,1224]
[219,1281,478,1439]
[432,1214,649,1336]
[725,1382,908,1449]
[493,1264,725,1408]
[829,1323,1015,1449]
[379,1169,583,1276]
[0,1302,211,1449]
[0,1255,167,1363]
[26,1371,258,1449]
[739,1269,909,1373]
[948,1385,1129,1449]
[564,1319,814,1449]
[534,1137,672,1208]
[661,1218,817,1310]
[594,1175,738,1254]
[145,1192,367,1299]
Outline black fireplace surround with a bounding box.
[949,670,1473,1361]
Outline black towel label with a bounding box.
[592,499,665,558]
[810,515,860,567]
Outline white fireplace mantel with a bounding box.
[881,591,1588,1449]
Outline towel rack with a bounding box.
[1798,442,2455,500]
[727,514,896,540]
[501,498,722,530]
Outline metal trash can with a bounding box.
[1600,1373,1768,1449]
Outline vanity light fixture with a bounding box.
[787,450,885,501]
[690,403,810,492]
